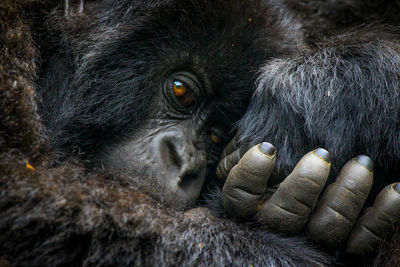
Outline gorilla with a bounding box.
[1,0,400,266]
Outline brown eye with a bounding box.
[172,80,195,108]
[173,80,186,96]
[210,132,221,144]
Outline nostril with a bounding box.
[178,153,206,188]
[178,171,199,188]
[159,134,206,188]
[165,139,182,169]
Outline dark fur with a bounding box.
[240,26,400,194]
[37,0,297,208]
[38,0,295,160]
[283,0,400,42]
[0,1,333,266]
[238,2,400,266]
[1,155,332,266]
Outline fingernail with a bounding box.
[313,148,331,163]
[393,183,400,194]
[258,142,276,156]
[356,155,374,171]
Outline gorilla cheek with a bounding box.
[103,125,207,210]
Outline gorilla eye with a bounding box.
[172,80,195,108]
[210,132,221,144]
[210,128,223,144]
[165,72,202,112]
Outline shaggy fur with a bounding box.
[0,0,47,157]
[240,26,400,195]
[283,0,400,42]
[1,158,332,266]
[37,0,296,160]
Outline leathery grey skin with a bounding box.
[307,155,374,246]
[346,182,400,255]
[258,148,331,233]
[217,143,400,255]
[222,143,276,218]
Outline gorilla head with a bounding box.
[38,0,297,209]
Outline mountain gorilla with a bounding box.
[1,0,400,266]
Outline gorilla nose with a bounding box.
[158,129,206,187]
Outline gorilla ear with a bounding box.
[64,0,116,17]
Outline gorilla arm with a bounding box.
[238,25,400,183]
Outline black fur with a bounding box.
[38,0,295,159]
[239,25,400,196]
[1,156,331,266]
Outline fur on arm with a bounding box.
[239,26,400,177]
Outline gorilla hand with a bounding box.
[216,141,400,255]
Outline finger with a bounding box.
[221,136,240,159]
[222,142,276,218]
[216,139,249,182]
[216,149,240,182]
[257,148,331,233]
[264,183,280,200]
[307,155,374,247]
[346,183,400,255]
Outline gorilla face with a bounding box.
[38,0,294,210]
[100,71,225,209]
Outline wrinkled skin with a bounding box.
[217,140,400,255]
